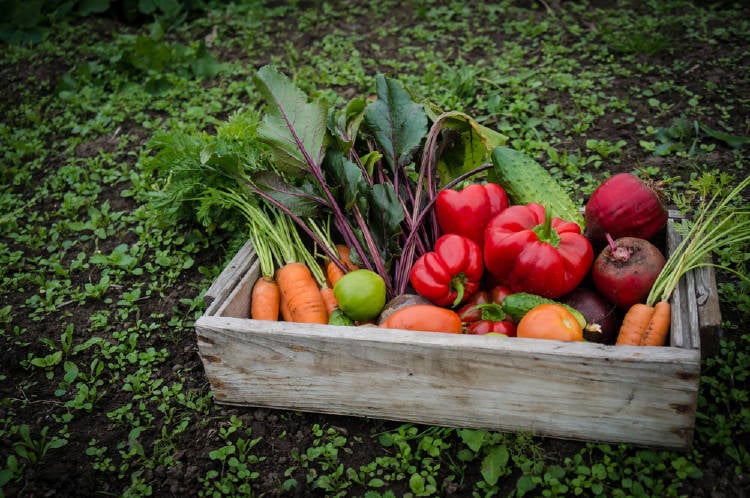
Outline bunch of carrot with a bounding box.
[242,202,360,325]
[203,186,347,324]
[616,173,750,346]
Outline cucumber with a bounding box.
[501,292,587,330]
[490,146,585,230]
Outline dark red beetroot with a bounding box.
[584,173,668,244]
[561,287,620,344]
[592,235,666,309]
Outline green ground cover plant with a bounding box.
[1,0,749,496]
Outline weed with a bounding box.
[198,415,264,497]
[0,1,748,497]
[10,424,69,465]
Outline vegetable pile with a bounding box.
[149,67,750,347]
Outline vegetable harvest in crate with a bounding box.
[148,66,750,345]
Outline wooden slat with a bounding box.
[666,220,701,350]
[196,316,700,449]
[213,258,260,319]
[695,264,723,358]
[204,240,257,310]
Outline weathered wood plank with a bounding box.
[666,220,702,350]
[196,316,700,449]
[204,240,257,312]
[212,258,260,319]
[695,264,723,358]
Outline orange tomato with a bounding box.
[379,304,463,334]
[517,303,583,341]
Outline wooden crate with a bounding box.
[195,217,722,450]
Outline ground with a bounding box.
[1,1,749,497]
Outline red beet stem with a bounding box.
[606,233,632,262]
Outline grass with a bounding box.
[1,0,749,496]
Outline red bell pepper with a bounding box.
[409,233,484,307]
[483,203,593,299]
[435,182,509,246]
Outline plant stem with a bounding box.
[647,174,750,305]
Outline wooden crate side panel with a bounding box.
[204,240,257,314]
[196,317,700,449]
[695,264,723,358]
[212,259,260,319]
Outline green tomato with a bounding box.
[333,269,386,322]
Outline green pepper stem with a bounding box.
[532,206,561,248]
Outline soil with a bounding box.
[1,1,749,497]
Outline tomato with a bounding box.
[333,269,386,322]
[466,319,516,337]
[516,303,583,341]
[490,285,512,306]
[456,291,490,322]
[379,304,463,333]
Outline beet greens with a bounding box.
[247,65,505,299]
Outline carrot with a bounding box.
[639,300,671,346]
[251,276,281,321]
[279,291,293,322]
[326,244,358,288]
[320,286,339,315]
[275,262,329,324]
[615,303,655,346]
[615,301,671,346]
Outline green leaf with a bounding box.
[128,35,171,73]
[325,149,366,210]
[190,42,219,79]
[481,445,509,485]
[30,351,62,368]
[3,0,44,28]
[369,183,405,239]
[409,473,425,494]
[78,0,110,16]
[63,361,79,384]
[47,437,68,450]
[252,171,323,217]
[360,150,382,177]
[435,111,507,185]
[516,474,537,495]
[458,428,487,453]
[328,96,366,152]
[254,65,329,176]
[153,0,181,17]
[699,122,750,148]
[363,74,428,172]
[138,0,157,14]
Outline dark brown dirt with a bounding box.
[1,1,749,497]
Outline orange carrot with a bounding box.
[326,244,358,288]
[615,301,671,346]
[320,286,339,315]
[639,300,671,346]
[279,291,293,322]
[615,303,655,345]
[275,262,329,324]
[251,276,280,321]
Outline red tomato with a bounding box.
[490,285,512,306]
[457,291,490,322]
[467,319,517,337]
